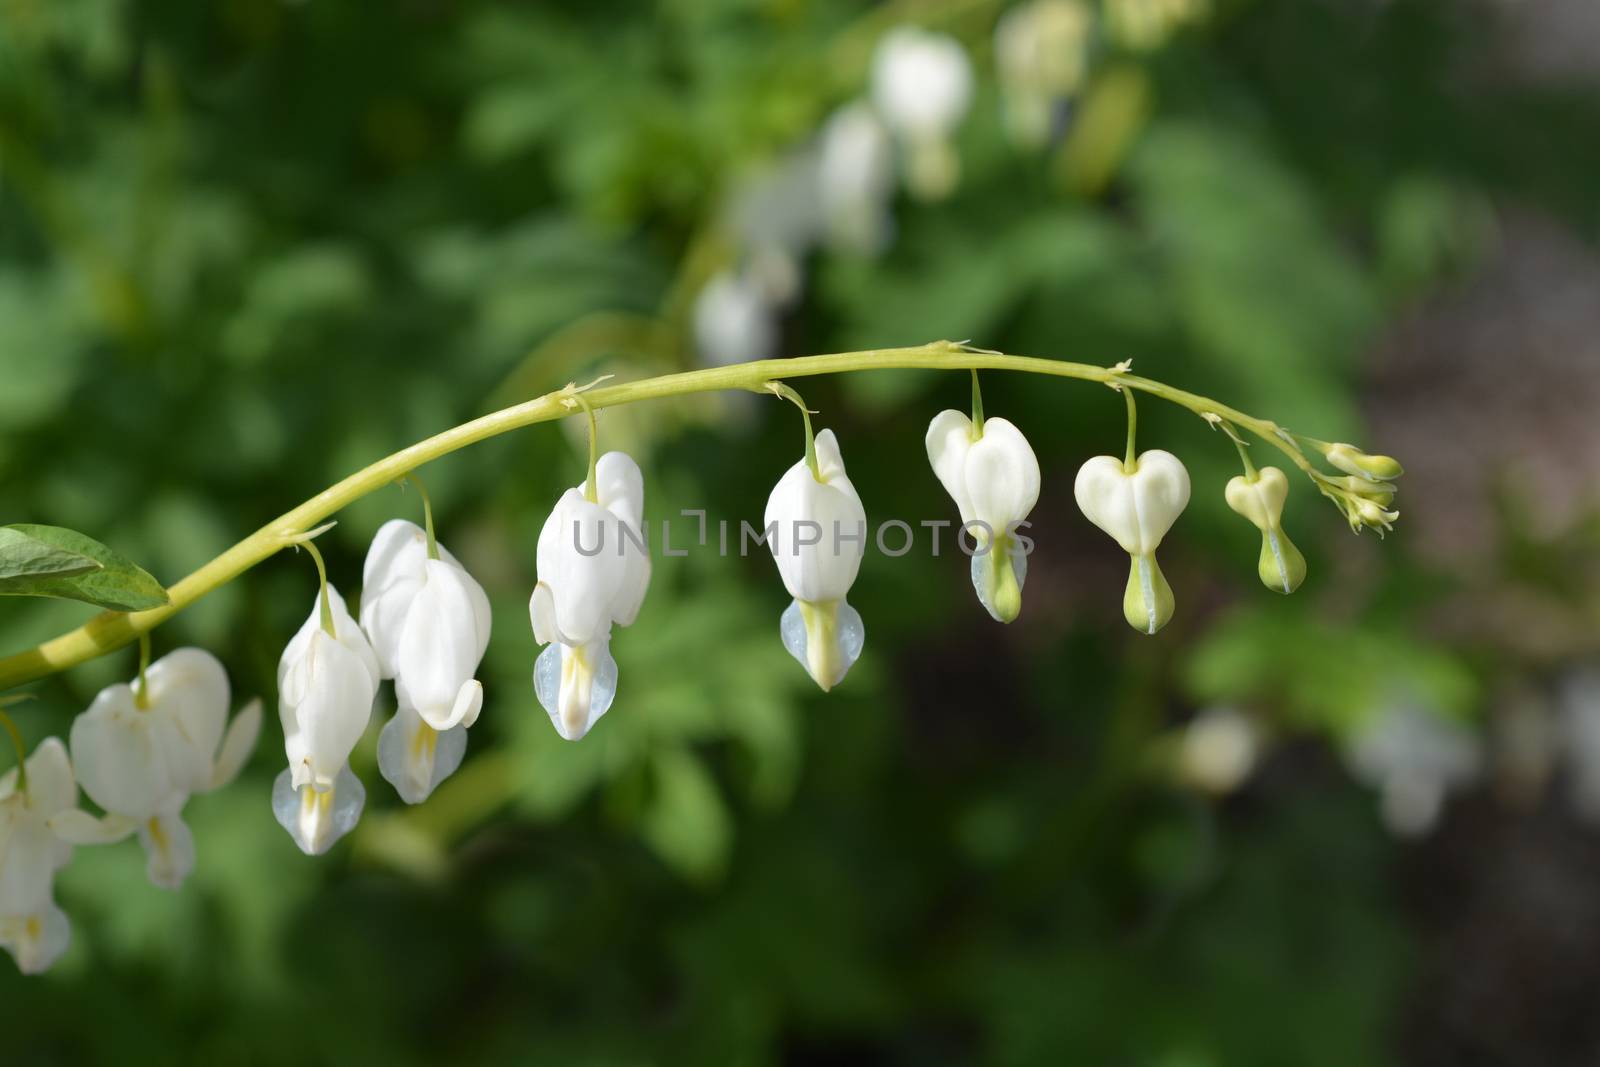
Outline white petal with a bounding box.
[610,534,652,629]
[533,640,617,741]
[47,809,138,846]
[272,764,365,856]
[1075,454,1143,554]
[136,809,195,890]
[377,703,467,805]
[925,408,976,523]
[393,558,487,725]
[779,598,866,691]
[592,451,646,533]
[764,437,867,603]
[208,699,262,791]
[144,647,230,796]
[21,738,77,818]
[1129,450,1190,551]
[69,686,173,818]
[529,582,560,646]
[0,810,61,916]
[282,629,378,792]
[965,417,1040,531]
[538,491,628,646]
[0,899,70,975]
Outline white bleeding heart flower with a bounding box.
[377,700,467,805]
[817,102,896,256]
[56,648,259,889]
[870,26,973,199]
[1224,466,1307,594]
[272,761,365,856]
[360,518,492,736]
[1074,449,1190,634]
[926,410,1040,623]
[0,738,76,975]
[529,451,652,741]
[274,585,380,856]
[695,271,778,368]
[765,428,867,690]
[995,0,1093,147]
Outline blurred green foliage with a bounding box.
[2,0,1597,1062]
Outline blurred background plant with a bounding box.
[3,0,1600,1062]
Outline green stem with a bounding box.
[405,474,439,560]
[0,342,1326,691]
[299,539,335,638]
[768,382,820,481]
[970,369,985,437]
[134,632,152,709]
[0,704,27,796]
[1122,386,1138,473]
[571,393,600,504]
[1231,432,1258,481]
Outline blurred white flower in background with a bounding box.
[817,103,896,255]
[1347,702,1483,837]
[871,26,974,200]
[1179,706,1261,796]
[1105,0,1208,51]
[728,155,824,306]
[694,270,778,367]
[995,0,1094,148]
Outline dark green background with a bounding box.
[3,0,1598,1063]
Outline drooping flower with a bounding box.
[926,409,1040,622]
[764,428,867,690]
[0,738,77,975]
[817,103,896,256]
[1224,465,1307,594]
[275,585,380,854]
[1074,449,1190,634]
[360,518,490,804]
[871,26,973,199]
[529,451,652,741]
[995,0,1093,148]
[694,271,779,368]
[1346,702,1481,837]
[56,648,259,888]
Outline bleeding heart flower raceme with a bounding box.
[926,409,1040,623]
[529,451,653,741]
[274,585,380,854]
[0,739,76,975]
[1075,449,1191,634]
[765,428,868,691]
[1224,466,1307,595]
[56,648,259,888]
[360,519,491,803]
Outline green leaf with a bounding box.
[0,524,169,611]
[0,527,103,583]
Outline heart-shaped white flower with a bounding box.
[1224,466,1306,594]
[1074,449,1190,634]
[926,409,1040,622]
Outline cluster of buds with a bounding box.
[1313,442,1405,535]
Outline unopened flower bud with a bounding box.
[1224,467,1307,594]
[1325,443,1404,481]
[1330,474,1396,508]
[1075,450,1190,634]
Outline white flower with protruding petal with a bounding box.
[278,586,380,797]
[0,738,77,975]
[870,26,973,199]
[529,451,653,741]
[377,701,467,805]
[926,410,1040,622]
[1074,449,1190,634]
[272,761,365,856]
[56,649,260,889]
[764,429,868,690]
[360,519,492,736]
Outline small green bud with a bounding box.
[1355,498,1399,533]
[1256,528,1307,594]
[1331,474,1396,508]
[1123,552,1175,635]
[1325,443,1405,481]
